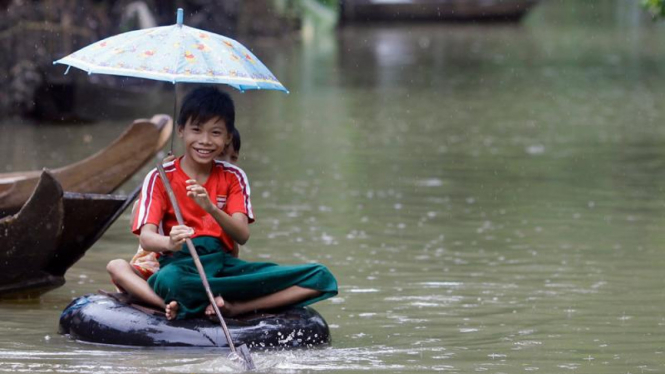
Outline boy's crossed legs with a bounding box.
[108,256,324,321]
[207,286,321,317]
[151,246,337,321]
[165,286,321,320]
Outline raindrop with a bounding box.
[525,144,545,155]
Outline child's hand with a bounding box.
[186,179,215,213]
[168,225,194,251]
[162,154,176,164]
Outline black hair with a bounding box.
[231,127,241,153]
[177,86,235,134]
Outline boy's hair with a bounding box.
[177,86,235,133]
[231,128,241,153]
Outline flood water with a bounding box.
[3,0,665,372]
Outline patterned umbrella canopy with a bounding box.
[54,8,288,93]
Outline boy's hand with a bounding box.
[185,179,215,213]
[162,154,176,164]
[168,225,194,251]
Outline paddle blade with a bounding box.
[237,344,256,370]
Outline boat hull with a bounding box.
[59,293,331,349]
[0,172,140,297]
[341,0,540,22]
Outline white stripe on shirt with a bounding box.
[216,160,253,220]
[135,160,176,231]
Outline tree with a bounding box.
[643,0,665,17]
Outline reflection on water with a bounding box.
[3,0,665,372]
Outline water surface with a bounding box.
[2,1,665,372]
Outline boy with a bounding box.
[105,128,243,310]
[133,86,337,320]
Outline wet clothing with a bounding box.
[130,247,160,279]
[132,157,253,251]
[148,237,338,319]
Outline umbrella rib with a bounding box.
[234,44,285,90]
[204,36,251,89]
[234,47,263,87]
[235,45,264,89]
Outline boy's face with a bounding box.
[178,116,230,166]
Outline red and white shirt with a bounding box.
[132,157,254,251]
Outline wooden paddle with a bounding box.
[156,163,256,370]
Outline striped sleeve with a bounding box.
[132,167,167,235]
[218,161,254,223]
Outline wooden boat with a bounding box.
[0,114,171,296]
[59,293,331,349]
[340,0,541,22]
[0,114,172,216]
[0,171,140,296]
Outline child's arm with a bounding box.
[210,211,249,245]
[185,180,250,245]
[139,223,193,252]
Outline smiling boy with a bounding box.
[105,127,244,311]
[132,87,337,320]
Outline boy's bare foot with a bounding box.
[205,296,238,317]
[165,301,179,320]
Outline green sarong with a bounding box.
[148,236,338,320]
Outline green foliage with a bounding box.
[315,0,339,8]
[643,0,665,17]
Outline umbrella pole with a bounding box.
[170,83,177,155]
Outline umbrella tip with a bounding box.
[177,8,183,26]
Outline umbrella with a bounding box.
[54,8,287,151]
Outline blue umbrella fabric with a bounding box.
[53,8,288,93]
